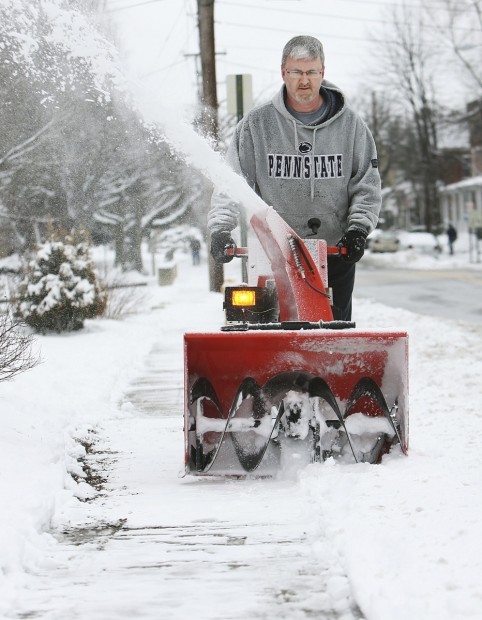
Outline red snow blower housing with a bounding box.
[184,207,408,476]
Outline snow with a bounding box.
[140,97,268,219]
[2,0,125,99]
[16,241,101,328]
[343,412,395,437]
[364,230,480,271]
[441,174,482,190]
[0,247,481,619]
[1,1,481,616]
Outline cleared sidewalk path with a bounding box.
[9,259,363,620]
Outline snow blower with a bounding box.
[184,207,408,476]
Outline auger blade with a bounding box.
[184,329,408,476]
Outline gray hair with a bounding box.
[281,35,325,67]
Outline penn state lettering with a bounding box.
[267,154,343,179]
[267,153,343,179]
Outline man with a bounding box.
[208,35,381,320]
[190,237,201,265]
[446,223,457,255]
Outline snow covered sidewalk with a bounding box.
[1,255,482,619]
[1,258,361,619]
[10,421,362,619]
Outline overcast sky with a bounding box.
[106,1,402,107]
[106,0,471,119]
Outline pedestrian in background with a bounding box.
[190,238,201,265]
[447,223,457,255]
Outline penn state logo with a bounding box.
[298,141,312,154]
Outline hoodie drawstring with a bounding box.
[292,120,317,202]
[311,128,318,202]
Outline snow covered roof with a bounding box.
[440,175,482,192]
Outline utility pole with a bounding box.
[197,0,224,292]
[226,73,253,284]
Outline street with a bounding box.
[355,265,482,324]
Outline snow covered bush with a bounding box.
[14,235,107,333]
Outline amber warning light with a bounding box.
[231,289,256,306]
[224,286,278,324]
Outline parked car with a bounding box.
[397,231,442,254]
[367,230,400,253]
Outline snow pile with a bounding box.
[0,272,170,614]
[300,301,482,619]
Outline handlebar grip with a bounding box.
[326,245,347,256]
[225,246,248,257]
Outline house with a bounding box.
[439,175,482,232]
[439,99,482,232]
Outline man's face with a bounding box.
[282,57,324,107]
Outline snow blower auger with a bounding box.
[184,207,408,477]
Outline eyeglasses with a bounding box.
[285,70,323,78]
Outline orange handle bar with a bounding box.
[225,246,248,256]
[226,245,347,257]
[328,246,348,255]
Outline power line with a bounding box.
[218,0,395,25]
[140,57,188,78]
[218,59,278,73]
[154,2,186,61]
[107,0,167,12]
[217,20,371,43]
[223,45,360,59]
[327,0,451,9]
[219,0,457,10]
[217,0,481,33]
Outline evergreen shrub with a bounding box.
[15,235,107,333]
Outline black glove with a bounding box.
[338,229,368,263]
[210,231,235,264]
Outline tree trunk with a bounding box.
[114,222,124,269]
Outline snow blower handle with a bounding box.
[221,319,356,332]
[227,246,346,257]
[225,246,248,257]
[327,245,348,257]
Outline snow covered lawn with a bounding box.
[0,254,481,619]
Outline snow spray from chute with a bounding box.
[128,81,269,221]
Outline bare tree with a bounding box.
[372,4,442,231]
[423,0,482,93]
[354,91,401,188]
[0,311,39,382]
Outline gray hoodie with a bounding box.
[209,81,381,245]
